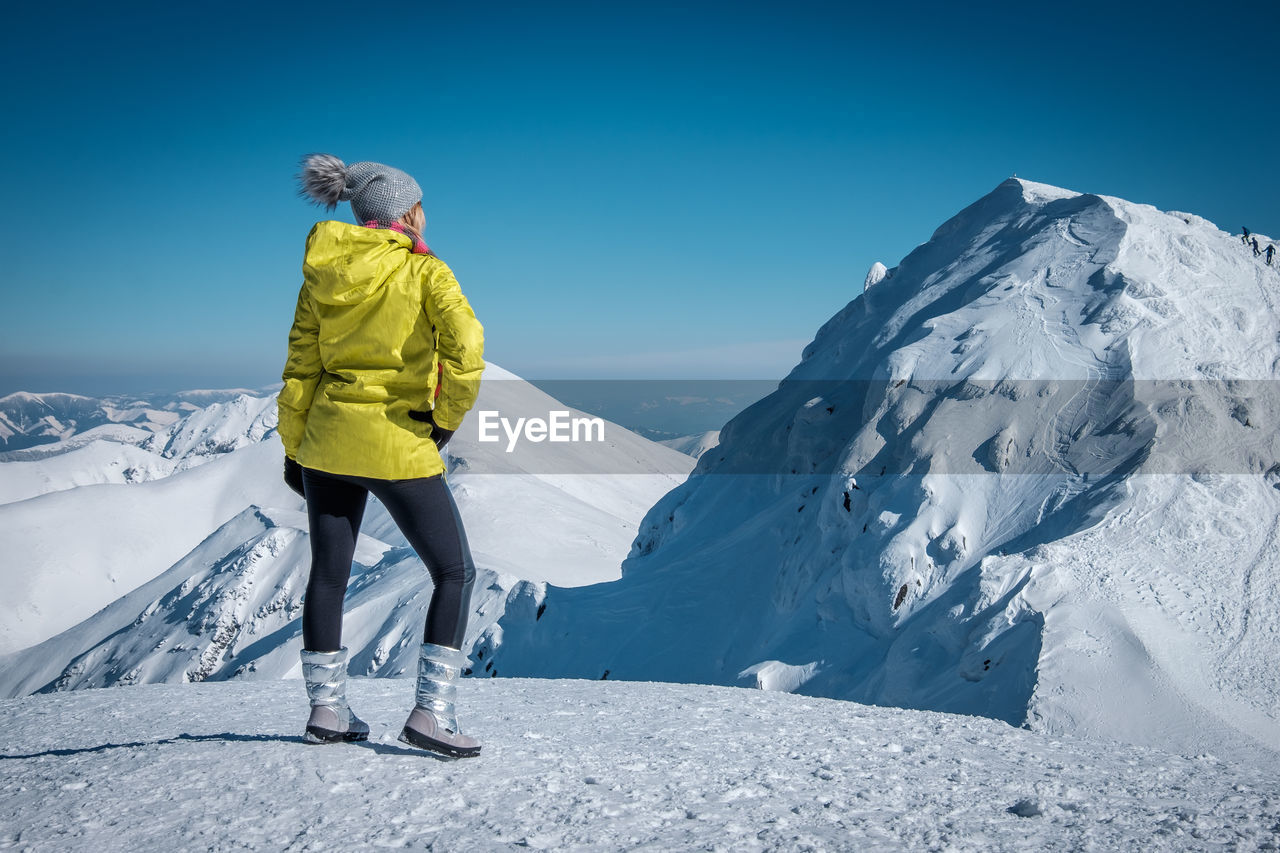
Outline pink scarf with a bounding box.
[364,220,433,255]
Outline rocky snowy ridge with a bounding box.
[486,178,1280,758]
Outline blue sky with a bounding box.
[1,1,1274,395]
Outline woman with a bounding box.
[279,153,485,758]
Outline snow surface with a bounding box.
[0,440,301,656]
[148,392,278,464]
[659,430,722,460]
[863,261,888,290]
[487,177,1280,760]
[0,422,155,464]
[0,439,176,505]
[2,678,1277,851]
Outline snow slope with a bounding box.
[1,678,1277,851]
[487,178,1280,758]
[0,364,691,690]
[0,438,176,505]
[0,421,156,463]
[0,440,300,656]
[146,392,279,465]
[659,430,722,460]
[0,391,307,648]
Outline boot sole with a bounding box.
[305,725,369,744]
[398,725,481,758]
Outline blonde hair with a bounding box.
[398,202,426,246]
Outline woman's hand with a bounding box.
[408,410,455,449]
[284,456,305,497]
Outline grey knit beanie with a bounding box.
[297,153,422,223]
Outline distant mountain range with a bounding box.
[0,388,275,456]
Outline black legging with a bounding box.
[301,467,476,652]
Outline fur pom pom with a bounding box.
[297,153,350,210]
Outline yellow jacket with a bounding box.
[277,221,484,479]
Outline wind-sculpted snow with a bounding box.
[489,178,1280,759]
[1,679,1277,851]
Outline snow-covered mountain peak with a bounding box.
[0,390,95,406]
[798,177,1278,386]
[150,392,278,463]
[862,261,888,291]
[488,179,1280,759]
[1008,176,1080,204]
[0,391,117,451]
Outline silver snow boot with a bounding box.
[300,647,369,744]
[399,642,481,758]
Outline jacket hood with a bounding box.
[302,220,416,306]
